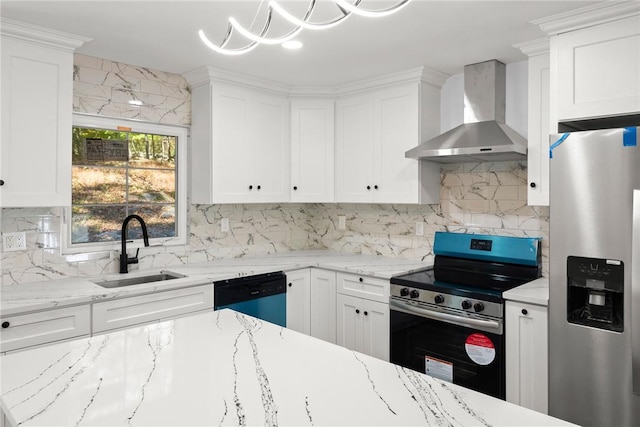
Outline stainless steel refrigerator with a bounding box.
[549,126,640,427]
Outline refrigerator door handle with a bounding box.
[633,189,640,395]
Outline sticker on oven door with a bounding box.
[465,333,496,365]
[425,355,453,383]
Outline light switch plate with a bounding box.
[220,218,230,232]
[338,216,346,230]
[3,232,27,251]
[415,222,424,236]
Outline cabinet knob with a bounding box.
[356,309,360,314]
[1,321,9,328]
[522,308,528,315]
[293,186,298,191]
[364,311,368,316]
[249,185,253,190]
[530,182,536,188]
[288,283,292,287]
[257,185,261,190]
[374,185,378,190]
[0,179,4,186]
[366,185,371,190]
[359,277,363,282]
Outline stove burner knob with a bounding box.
[409,290,420,299]
[473,303,485,313]
[461,300,472,310]
[400,288,409,297]
[434,295,444,304]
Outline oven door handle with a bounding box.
[390,299,502,332]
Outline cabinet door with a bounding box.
[0,305,90,353]
[335,93,375,202]
[527,53,551,206]
[211,84,251,203]
[374,84,420,203]
[290,99,335,202]
[286,269,311,334]
[92,284,214,333]
[337,293,362,353]
[505,301,548,414]
[1,37,74,207]
[310,268,337,343]
[556,15,640,121]
[361,299,390,362]
[249,92,290,202]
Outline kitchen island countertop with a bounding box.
[0,308,575,427]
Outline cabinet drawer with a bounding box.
[93,284,214,333]
[336,272,389,303]
[0,305,91,353]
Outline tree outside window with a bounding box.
[71,126,177,244]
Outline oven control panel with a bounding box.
[390,284,503,319]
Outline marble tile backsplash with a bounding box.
[73,54,190,126]
[0,55,549,285]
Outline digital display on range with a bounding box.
[470,239,492,251]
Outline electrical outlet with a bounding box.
[3,232,27,251]
[221,218,230,232]
[338,216,346,230]
[415,222,424,236]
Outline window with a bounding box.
[63,115,187,253]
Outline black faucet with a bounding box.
[120,214,150,273]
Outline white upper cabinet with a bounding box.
[335,73,442,204]
[187,70,290,204]
[290,99,335,202]
[335,92,375,202]
[0,19,88,207]
[516,39,551,206]
[536,3,640,122]
[556,15,640,121]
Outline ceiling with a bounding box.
[0,0,599,87]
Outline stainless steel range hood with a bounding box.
[406,60,527,163]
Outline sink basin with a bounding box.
[93,271,185,288]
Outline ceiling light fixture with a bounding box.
[199,0,412,56]
[282,40,303,50]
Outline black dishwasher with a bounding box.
[214,271,287,326]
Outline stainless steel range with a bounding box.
[389,232,541,399]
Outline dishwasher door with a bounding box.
[214,271,287,327]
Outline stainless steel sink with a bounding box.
[93,271,185,288]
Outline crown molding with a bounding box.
[185,65,450,98]
[183,66,291,96]
[0,18,91,51]
[532,1,640,36]
[513,38,549,57]
[334,66,449,96]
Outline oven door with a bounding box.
[390,298,505,399]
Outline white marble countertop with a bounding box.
[503,277,549,306]
[0,309,574,427]
[1,251,432,317]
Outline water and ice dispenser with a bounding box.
[567,256,624,332]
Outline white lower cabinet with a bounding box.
[0,305,91,353]
[286,269,311,334]
[505,301,548,414]
[336,272,390,361]
[310,268,337,344]
[92,284,214,334]
[337,293,389,362]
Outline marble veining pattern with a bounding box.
[0,309,574,427]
